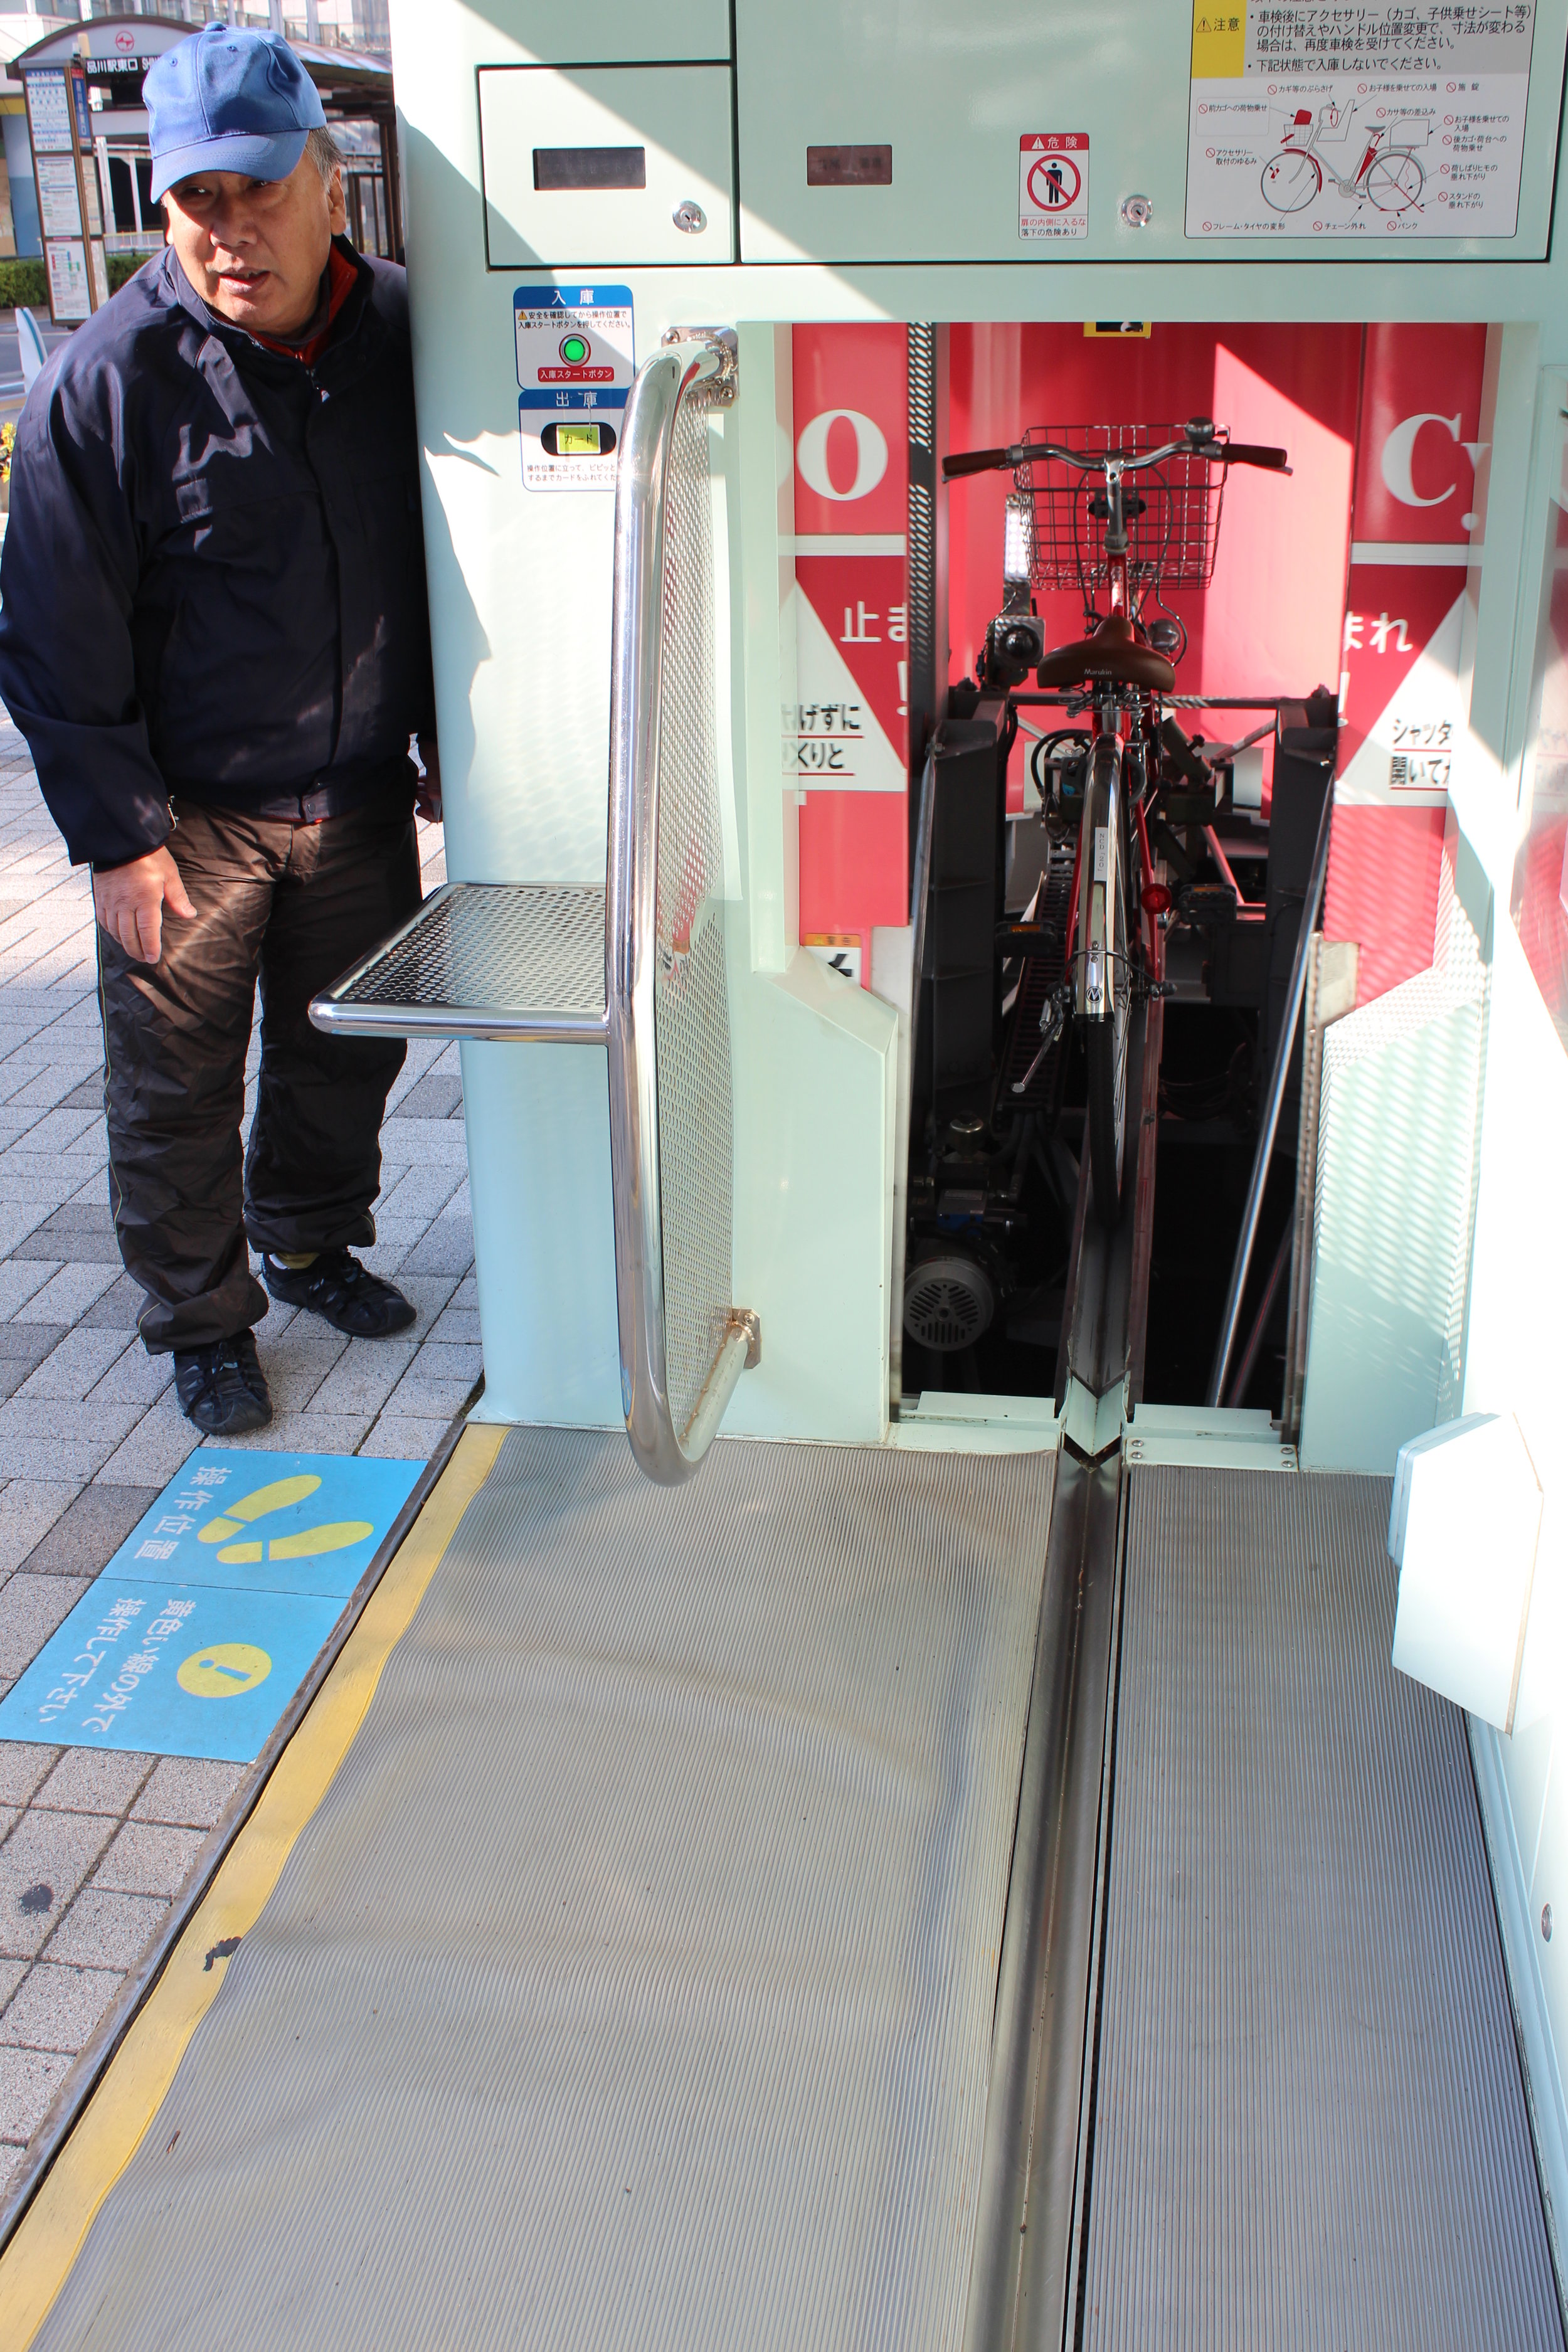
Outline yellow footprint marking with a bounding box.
[215,1520,373,1565]
[199,1475,321,1545]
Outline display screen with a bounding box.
[555,423,603,457]
[532,146,646,191]
[806,145,894,187]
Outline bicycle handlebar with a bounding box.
[941,433,1291,480]
[943,446,1014,479]
[1219,443,1291,472]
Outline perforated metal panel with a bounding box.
[654,385,734,1441]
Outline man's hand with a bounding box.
[92,845,197,966]
[415,736,442,824]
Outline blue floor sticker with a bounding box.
[110,1451,423,1599]
[0,1579,346,1762]
[0,1449,424,1762]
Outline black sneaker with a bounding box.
[174,1332,273,1436]
[260,1248,416,1338]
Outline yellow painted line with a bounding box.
[0,1420,507,2351]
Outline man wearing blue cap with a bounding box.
[0,25,437,1436]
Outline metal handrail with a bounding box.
[605,331,756,1485]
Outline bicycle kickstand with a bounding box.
[1012,983,1073,1096]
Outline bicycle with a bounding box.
[1260,107,1425,216]
[942,419,1290,1226]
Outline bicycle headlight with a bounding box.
[1002,495,1034,585]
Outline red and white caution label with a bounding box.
[1019,134,1089,241]
[794,556,908,793]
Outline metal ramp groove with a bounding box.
[1079,1467,1562,2352]
[19,1428,1054,2352]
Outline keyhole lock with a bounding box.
[1121,193,1154,230]
[672,200,708,235]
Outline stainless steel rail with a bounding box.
[607,329,758,1485]
[965,1004,1157,2351]
[1205,777,1334,1408]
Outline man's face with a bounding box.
[163,152,346,339]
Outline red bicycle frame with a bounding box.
[1059,502,1162,975]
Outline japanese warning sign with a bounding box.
[791,328,911,798]
[794,556,909,792]
[1186,1,1536,240]
[515,283,634,492]
[1337,564,1468,807]
[1019,134,1089,240]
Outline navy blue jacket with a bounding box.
[0,240,435,868]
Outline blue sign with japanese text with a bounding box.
[107,1451,421,1599]
[514,283,633,493]
[0,1449,422,1762]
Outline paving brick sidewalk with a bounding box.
[0,714,477,2190]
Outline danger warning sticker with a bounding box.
[1020,134,1089,241]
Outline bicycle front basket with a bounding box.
[1014,424,1227,598]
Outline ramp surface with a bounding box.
[1083,1468,1562,2352]
[33,1428,1054,2352]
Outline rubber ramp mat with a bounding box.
[1083,1468,1562,2352]
[33,1428,1054,2352]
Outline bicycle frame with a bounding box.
[1327,123,1392,199]
[1045,448,1167,1006]
[941,418,1288,1222]
[965,423,1286,1009]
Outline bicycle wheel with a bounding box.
[1260,151,1321,213]
[1366,151,1423,211]
[1080,739,1136,1229]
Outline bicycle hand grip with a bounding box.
[942,447,1015,479]
[1222,443,1292,473]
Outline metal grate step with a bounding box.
[310,881,607,1044]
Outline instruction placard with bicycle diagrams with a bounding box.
[1186,1,1536,239]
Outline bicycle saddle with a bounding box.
[1035,612,1176,694]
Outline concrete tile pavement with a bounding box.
[0,718,477,2188]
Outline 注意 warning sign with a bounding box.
[1186,0,1535,240]
[1020,134,1089,241]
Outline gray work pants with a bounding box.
[95,795,421,1353]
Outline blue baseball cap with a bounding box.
[146,25,326,202]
